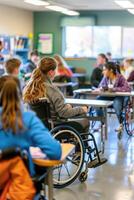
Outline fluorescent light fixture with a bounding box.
[127,8,134,14]
[24,0,49,6]
[61,10,80,16]
[114,0,134,8]
[46,5,68,12]
[46,5,79,16]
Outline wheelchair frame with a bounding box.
[29,98,107,188]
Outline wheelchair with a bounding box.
[122,97,134,137]
[29,98,107,188]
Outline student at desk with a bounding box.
[23,57,89,132]
[0,75,61,199]
[96,62,131,133]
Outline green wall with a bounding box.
[34,10,134,80]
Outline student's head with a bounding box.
[54,54,68,69]
[5,58,21,76]
[97,53,108,66]
[30,50,39,64]
[0,75,23,133]
[23,57,57,103]
[106,52,112,61]
[38,56,57,79]
[123,58,134,69]
[102,62,117,78]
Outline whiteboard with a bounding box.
[38,33,53,54]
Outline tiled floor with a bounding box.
[54,117,134,200]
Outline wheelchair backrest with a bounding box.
[29,98,52,129]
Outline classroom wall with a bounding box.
[0,5,33,35]
[34,10,134,80]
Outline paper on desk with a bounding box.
[30,147,47,159]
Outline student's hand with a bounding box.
[66,104,72,109]
[82,106,88,113]
[92,88,101,93]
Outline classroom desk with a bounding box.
[72,73,86,78]
[54,82,78,96]
[65,98,113,153]
[33,143,74,200]
[73,89,134,136]
[74,88,134,97]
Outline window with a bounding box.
[64,26,93,57]
[122,27,134,57]
[93,26,122,58]
[63,26,134,58]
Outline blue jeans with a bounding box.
[96,96,129,124]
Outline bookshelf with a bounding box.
[14,36,29,63]
[0,35,30,63]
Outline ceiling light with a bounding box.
[46,5,68,12]
[114,0,134,8]
[46,5,79,16]
[127,8,134,14]
[24,0,49,6]
[61,10,80,16]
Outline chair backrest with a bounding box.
[29,98,52,129]
[0,147,21,160]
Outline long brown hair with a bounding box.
[23,57,57,103]
[0,76,23,133]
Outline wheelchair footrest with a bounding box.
[88,158,107,168]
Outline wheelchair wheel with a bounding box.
[124,103,134,136]
[51,125,85,188]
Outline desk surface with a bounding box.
[33,143,74,167]
[72,73,86,78]
[54,82,75,87]
[74,89,134,97]
[65,98,113,107]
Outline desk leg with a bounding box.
[47,167,54,200]
[104,107,108,140]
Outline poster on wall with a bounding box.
[38,33,53,54]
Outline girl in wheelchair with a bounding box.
[23,56,89,133]
[0,75,62,199]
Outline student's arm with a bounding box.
[47,86,86,118]
[28,113,62,160]
[113,76,131,92]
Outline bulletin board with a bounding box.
[38,33,53,54]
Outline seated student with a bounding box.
[90,53,108,88]
[106,52,112,62]
[23,57,88,132]
[4,58,21,76]
[54,54,73,78]
[121,58,134,82]
[4,57,25,89]
[24,50,39,74]
[54,54,74,96]
[95,62,131,133]
[0,75,62,198]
